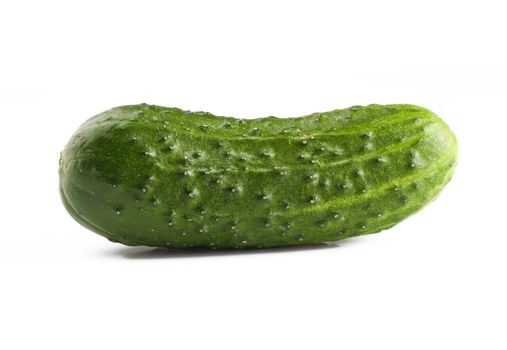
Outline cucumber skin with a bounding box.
[59,104,457,249]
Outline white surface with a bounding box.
[1,1,506,349]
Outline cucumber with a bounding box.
[59,104,457,248]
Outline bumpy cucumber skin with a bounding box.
[59,104,457,249]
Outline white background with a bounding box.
[1,1,506,349]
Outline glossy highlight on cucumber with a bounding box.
[59,104,457,248]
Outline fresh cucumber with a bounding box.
[59,104,457,248]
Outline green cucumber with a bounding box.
[59,104,457,248]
